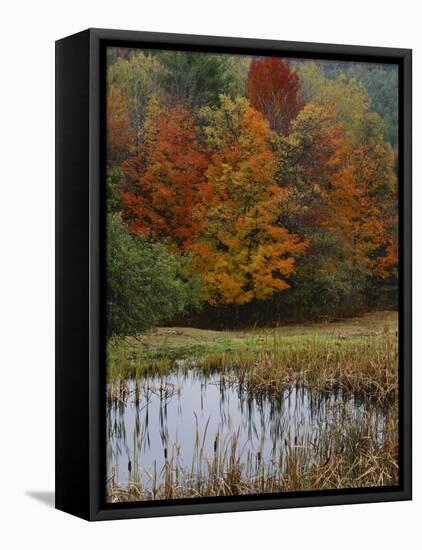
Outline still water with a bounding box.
[107,368,387,488]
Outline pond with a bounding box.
[107,367,390,492]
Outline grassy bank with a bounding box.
[107,311,398,401]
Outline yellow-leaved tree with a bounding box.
[192,96,306,305]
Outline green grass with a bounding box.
[107,311,398,400]
[122,309,397,350]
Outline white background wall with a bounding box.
[0,1,419,548]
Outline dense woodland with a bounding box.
[106,49,398,336]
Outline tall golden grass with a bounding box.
[106,402,398,502]
[108,333,398,402]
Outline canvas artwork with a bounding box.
[105,47,399,504]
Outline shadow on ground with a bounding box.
[26,491,55,508]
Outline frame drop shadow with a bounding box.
[26,491,55,508]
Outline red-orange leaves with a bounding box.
[248,57,303,134]
[122,104,210,251]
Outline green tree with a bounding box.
[224,55,251,98]
[106,167,123,214]
[107,213,202,338]
[349,65,398,148]
[157,51,234,108]
[304,61,399,147]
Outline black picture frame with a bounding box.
[55,28,412,521]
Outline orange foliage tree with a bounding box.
[192,96,306,305]
[330,114,398,279]
[276,103,397,281]
[248,57,303,134]
[275,103,350,233]
[271,101,397,320]
[121,96,211,251]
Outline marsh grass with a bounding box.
[106,312,399,502]
[108,329,398,402]
[106,401,398,502]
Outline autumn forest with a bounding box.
[106,49,398,333]
[106,48,399,502]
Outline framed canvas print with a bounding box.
[55,28,412,521]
